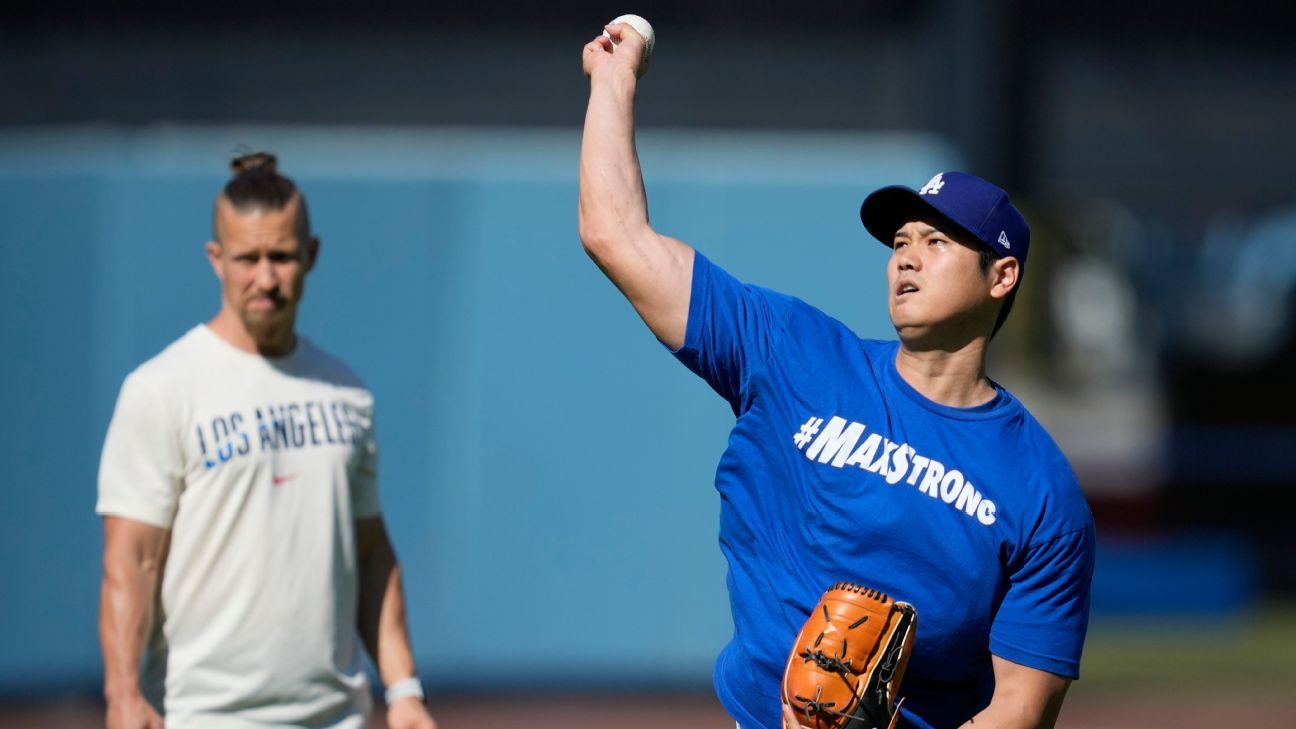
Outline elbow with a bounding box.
[579,214,655,260]
[578,219,617,266]
[578,217,606,254]
[102,539,166,588]
[101,554,159,591]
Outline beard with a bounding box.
[239,301,295,345]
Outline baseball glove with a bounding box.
[782,582,917,729]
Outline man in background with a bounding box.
[97,152,437,729]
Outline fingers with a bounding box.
[603,23,645,51]
[583,32,628,78]
[582,35,613,62]
[584,23,646,80]
[782,703,801,729]
[581,36,609,77]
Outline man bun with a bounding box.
[213,149,312,240]
[222,150,297,211]
[229,151,279,177]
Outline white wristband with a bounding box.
[384,676,424,705]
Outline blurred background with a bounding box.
[2,1,1294,727]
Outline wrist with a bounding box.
[384,675,424,705]
[591,66,639,96]
[104,682,143,704]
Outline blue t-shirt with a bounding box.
[671,253,1095,729]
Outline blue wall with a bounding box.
[0,126,958,693]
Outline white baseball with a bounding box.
[604,13,655,72]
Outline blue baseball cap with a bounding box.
[859,171,1030,268]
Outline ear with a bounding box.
[304,236,320,272]
[989,256,1020,301]
[205,240,224,280]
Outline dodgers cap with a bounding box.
[859,171,1030,268]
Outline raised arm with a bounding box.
[579,20,694,350]
[99,516,168,729]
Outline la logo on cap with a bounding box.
[919,173,945,196]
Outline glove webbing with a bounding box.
[792,685,895,729]
[799,647,853,675]
[792,685,848,723]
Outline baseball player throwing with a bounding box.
[580,19,1094,729]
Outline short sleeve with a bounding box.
[671,252,796,412]
[96,372,183,529]
[350,406,381,518]
[989,524,1096,679]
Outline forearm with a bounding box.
[357,529,418,686]
[578,66,650,254]
[959,657,1070,729]
[368,565,419,686]
[959,705,1039,729]
[99,558,159,701]
[959,702,1062,729]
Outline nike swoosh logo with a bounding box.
[272,473,297,486]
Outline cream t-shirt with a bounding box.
[97,325,381,729]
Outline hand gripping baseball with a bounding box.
[583,14,654,79]
[782,582,917,729]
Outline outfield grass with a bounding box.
[1077,602,1296,692]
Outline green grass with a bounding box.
[1077,602,1296,692]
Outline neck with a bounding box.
[208,308,296,358]
[894,334,995,408]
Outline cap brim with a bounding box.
[859,186,980,250]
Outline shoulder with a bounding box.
[294,338,370,391]
[1002,396,1094,539]
[691,251,880,365]
[105,327,217,432]
[695,251,854,340]
[120,326,211,396]
[1012,403,1078,483]
[770,285,872,347]
[856,337,899,360]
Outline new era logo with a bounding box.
[918,173,945,196]
[998,230,1011,249]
